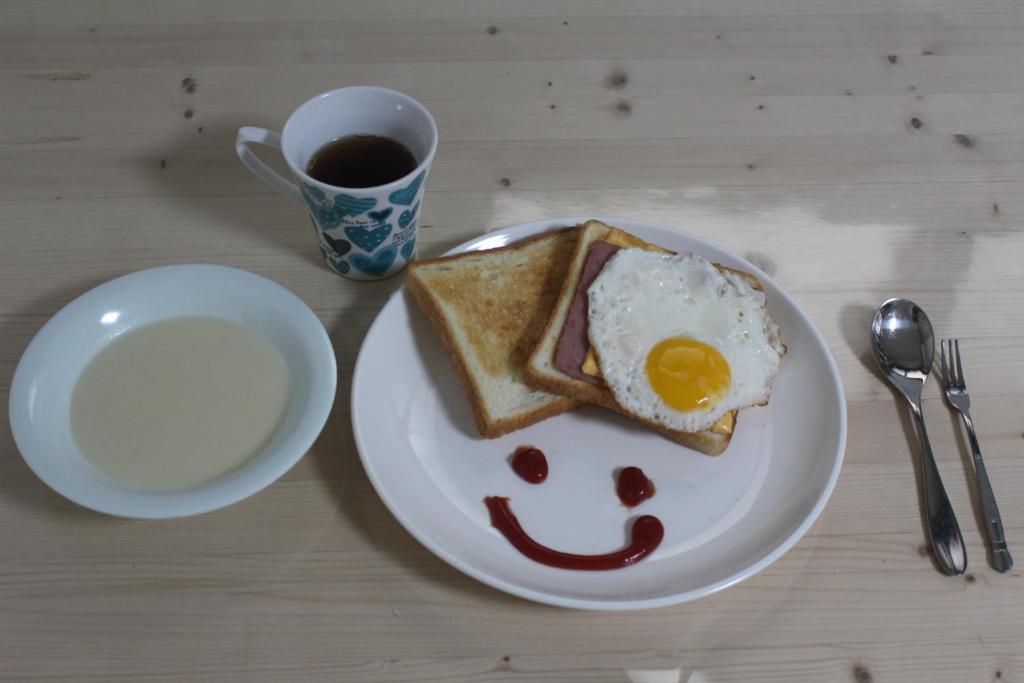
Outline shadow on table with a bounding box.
[135,112,323,268]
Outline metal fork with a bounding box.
[940,339,1013,572]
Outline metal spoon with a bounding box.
[871,298,967,575]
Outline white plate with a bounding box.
[352,218,846,609]
[9,265,336,519]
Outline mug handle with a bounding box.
[235,127,304,206]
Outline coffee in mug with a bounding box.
[306,135,418,189]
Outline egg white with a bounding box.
[587,248,784,433]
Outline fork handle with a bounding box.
[909,400,968,575]
[960,411,1013,572]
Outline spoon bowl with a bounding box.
[871,298,934,394]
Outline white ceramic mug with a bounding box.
[236,87,438,280]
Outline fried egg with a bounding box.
[587,248,784,433]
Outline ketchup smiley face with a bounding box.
[488,446,663,570]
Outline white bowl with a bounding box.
[8,265,336,518]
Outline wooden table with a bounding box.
[2,2,1022,680]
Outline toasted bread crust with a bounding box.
[526,220,765,455]
[408,228,579,438]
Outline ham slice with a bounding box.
[552,240,620,384]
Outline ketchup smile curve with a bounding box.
[484,496,664,570]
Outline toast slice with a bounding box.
[526,220,765,455]
[407,227,580,438]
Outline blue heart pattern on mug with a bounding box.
[345,223,392,252]
[334,193,377,217]
[368,207,393,223]
[321,231,351,258]
[327,255,350,275]
[301,183,344,229]
[398,201,420,230]
[400,237,416,261]
[350,246,397,277]
[388,170,424,206]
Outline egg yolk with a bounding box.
[645,338,731,412]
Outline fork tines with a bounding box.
[940,338,965,389]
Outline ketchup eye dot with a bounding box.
[617,467,656,507]
[511,446,548,484]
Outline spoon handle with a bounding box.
[910,401,967,575]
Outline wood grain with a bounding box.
[1,1,1022,681]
